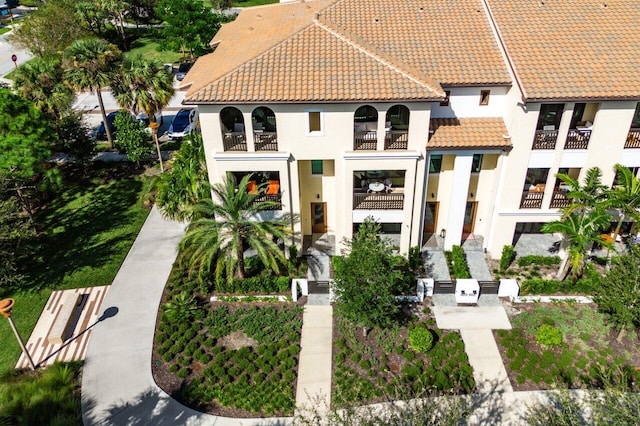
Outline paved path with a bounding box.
[82,207,293,425]
[464,250,493,281]
[424,250,451,281]
[295,305,333,414]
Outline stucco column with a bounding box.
[377,109,387,151]
[444,153,473,250]
[243,112,256,151]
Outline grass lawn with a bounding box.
[125,37,182,64]
[0,164,151,374]
[0,27,10,36]
[233,0,279,6]
[496,303,640,391]
[332,307,475,407]
[0,361,82,425]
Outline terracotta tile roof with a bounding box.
[319,0,511,86]
[187,25,442,103]
[185,0,510,104]
[183,0,334,98]
[427,118,512,150]
[486,0,640,100]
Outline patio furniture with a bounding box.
[384,178,392,193]
[369,182,385,193]
[266,180,279,195]
[247,180,258,194]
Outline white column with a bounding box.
[377,109,387,151]
[444,154,473,250]
[243,112,255,152]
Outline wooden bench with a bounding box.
[48,293,81,345]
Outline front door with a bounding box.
[423,202,439,236]
[311,202,327,233]
[463,202,477,234]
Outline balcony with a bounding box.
[564,129,591,149]
[384,130,408,150]
[550,190,570,208]
[353,192,404,210]
[254,131,278,151]
[223,132,247,151]
[532,129,558,150]
[520,191,544,209]
[626,128,640,148]
[354,131,377,150]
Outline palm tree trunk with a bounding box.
[96,89,115,149]
[606,215,626,269]
[236,238,245,279]
[15,186,34,224]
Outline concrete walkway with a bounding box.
[82,207,293,425]
[295,305,333,414]
[464,250,493,281]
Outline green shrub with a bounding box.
[359,359,371,370]
[500,245,516,271]
[450,245,471,279]
[516,255,561,267]
[409,324,434,353]
[536,324,563,347]
[177,367,190,378]
[403,350,415,362]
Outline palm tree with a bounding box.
[64,38,122,149]
[13,57,74,121]
[112,54,174,168]
[558,167,609,218]
[542,209,613,282]
[153,134,210,221]
[609,164,640,243]
[179,174,292,286]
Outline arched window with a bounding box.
[220,107,246,151]
[353,105,378,150]
[251,106,278,151]
[384,105,410,149]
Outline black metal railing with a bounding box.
[384,130,408,150]
[254,132,278,151]
[520,191,544,209]
[564,129,591,149]
[223,132,247,151]
[550,190,570,208]
[252,193,282,210]
[354,131,377,150]
[532,129,558,150]
[625,129,640,148]
[353,192,404,210]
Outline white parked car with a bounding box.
[167,108,199,139]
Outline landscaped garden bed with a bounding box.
[496,302,640,392]
[152,269,303,418]
[332,306,475,407]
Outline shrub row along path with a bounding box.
[81,207,293,425]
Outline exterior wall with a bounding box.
[197,102,430,255]
[431,86,509,119]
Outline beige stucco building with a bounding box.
[182,0,640,258]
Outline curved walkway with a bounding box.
[81,207,292,425]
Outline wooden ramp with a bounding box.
[16,286,110,369]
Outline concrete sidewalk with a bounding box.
[81,207,293,425]
[295,306,333,414]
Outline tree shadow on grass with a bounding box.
[12,169,147,294]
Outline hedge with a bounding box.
[450,245,471,279]
[500,245,516,271]
[516,255,561,267]
[216,276,290,294]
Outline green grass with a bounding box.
[125,37,182,64]
[0,27,11,36]
[0,164,150,373]
[233,0,279,6]
[0,361,82,425]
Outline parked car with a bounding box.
[175,62,193,82]
[97,111,154,140]
[167,108,199,139]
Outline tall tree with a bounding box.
[179,174,291,284]
[113,111,152,166]
[75,1,109,37]
[541,209,612,282]
[609,164,640,247]
[156,0,225,59]
[64,38,122,149]
[153,134,210,221]
[333,219,402,334]
[8,0,89,57]
[0,197,35,291]
[0,89,58,222]
[99,0,132,49]
[12,57,74,122]
[593,247,640,341]
[112,54,174,166]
